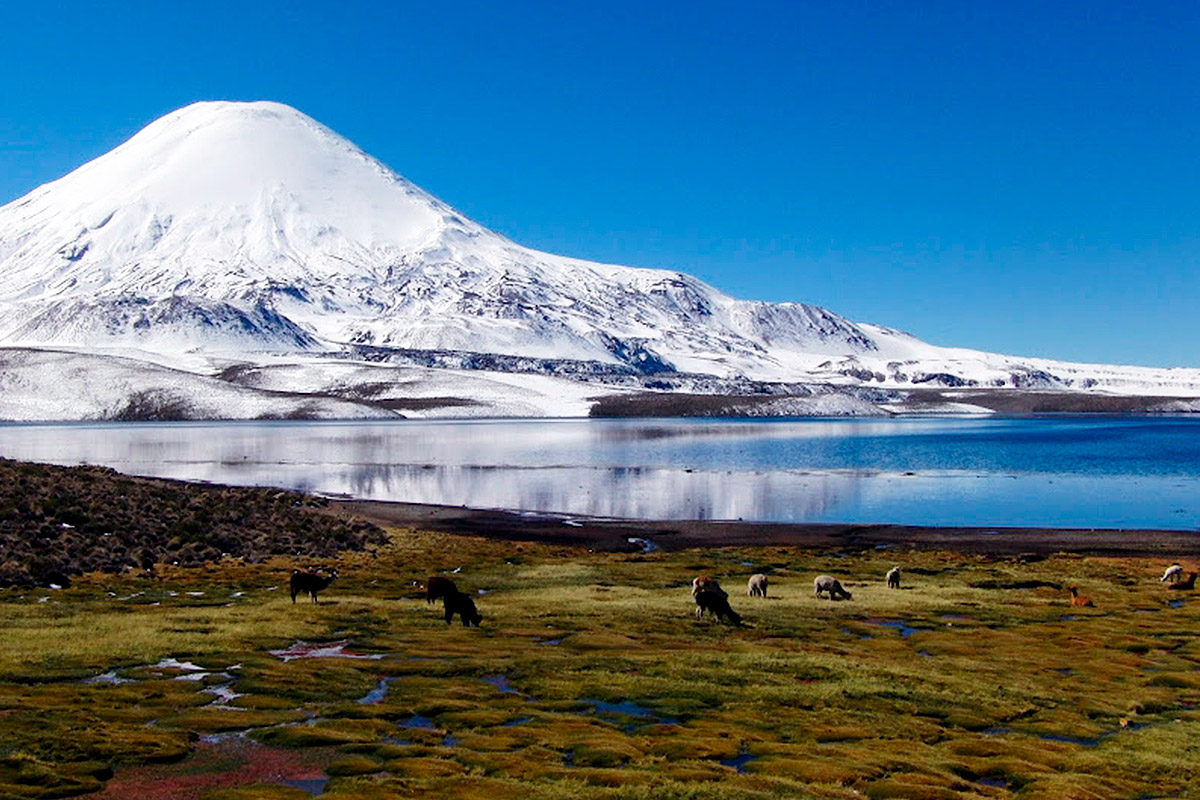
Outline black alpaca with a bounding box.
[443,590,482,627]
[290,569,337,604]
[694,589,743,626]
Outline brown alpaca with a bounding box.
[1068,586,1094,607]
[1167,572,1198,591]
[425,576,457,604]
[692,575,727,598]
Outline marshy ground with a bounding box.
[1,523,1199,800]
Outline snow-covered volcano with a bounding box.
[0,100,878,376]
[1,100,1199,420]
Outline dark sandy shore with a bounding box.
[332,498,1200,558]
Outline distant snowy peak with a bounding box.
[0,100,879,372]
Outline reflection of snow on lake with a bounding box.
[1,418,1199,528]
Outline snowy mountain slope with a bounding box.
[215,357,618,418]
[0,348,615,421]
[0,348,394,421]
[1,99,1199,417]
[0,101,877,376]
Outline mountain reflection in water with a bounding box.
[0,417,1197,528]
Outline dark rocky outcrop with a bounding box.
[0,459,385,588]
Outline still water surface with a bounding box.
[0,417,1198,528]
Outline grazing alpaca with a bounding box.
[443,590,482,627]
[886,566,901,589]
[814,575,852,601]
[290,569,337,604]
[1167,572,1198,591]
[694,589,743,625]
[1068,586,1094,607]
[1161,563,1184,583]
[747,574,769,597]
[692,575,727,599]
[425,576,457,604]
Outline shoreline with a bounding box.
[331,497,1200,558]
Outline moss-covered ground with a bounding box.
[1,528,1198,799]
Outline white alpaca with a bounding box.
[886,566,901,589]
[1161,563,1184,583]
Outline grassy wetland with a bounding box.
[1,467,1200,798]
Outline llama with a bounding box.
[694,589,743,625]
[814,575,852,601]
[443,590,482,627]
[692,575,727,598]
[1161,563,1184,583]
[1068,586,1094,607]
[747,574,768,597]
[290,568,337,604]
[886,566,901,589]
[425,576,457,604]
[1167,572,1198,591]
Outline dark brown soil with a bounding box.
[333,498,1200,559]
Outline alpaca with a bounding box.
[694,589,743,625]
[1167,572,1198,591]
[425,575,457,603]
[1068,586,1094,607]
[747,574,769,597]
[1161,563,1184,583]
[814,575,852,601]
[886,566,901,589]
[290,569,337,604]
[692,575,727,598]
[443,590,482,627]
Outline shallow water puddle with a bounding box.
[400,715,439,730]
[152,657,206,672]
[82,669,134,685]
[357,677,398,704]
[581,698,680,730]
[282,777,329,796]
[269,640,384,661]
[481,675,520,694]
[720,747,758,773]
[503,716,534,727]
[841,627,873,640]
[864,619,932,638]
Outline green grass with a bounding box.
[0,530,1198,799]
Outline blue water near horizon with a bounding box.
[0,416,1198,529]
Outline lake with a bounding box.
[1,416,1198,529]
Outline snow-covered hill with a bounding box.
[1,99,1199,420]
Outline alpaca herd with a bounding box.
[288,559,1197,628]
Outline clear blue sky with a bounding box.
[3,0,1199,367]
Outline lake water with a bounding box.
[1,417,1198,529]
